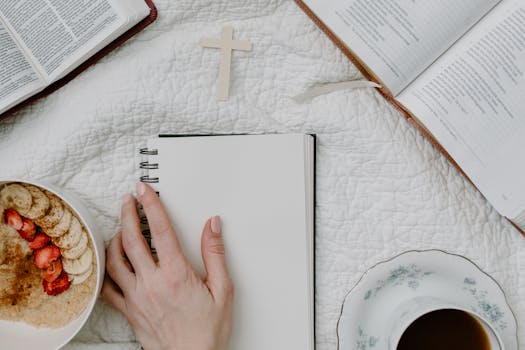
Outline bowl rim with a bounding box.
[0,178,104,349]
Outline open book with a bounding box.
[0,0,156,117]
[297,0,525,232]
[140,134,315,350]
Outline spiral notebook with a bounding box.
[140,134,316,350]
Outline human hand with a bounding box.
[102,182,234,350]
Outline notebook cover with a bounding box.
[294,0,524,235]
[0,0,157,121]
[143,134,317,349]
[155,133,318,347]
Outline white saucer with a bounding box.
[337,250,518,350]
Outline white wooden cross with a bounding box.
[200,26,252,101]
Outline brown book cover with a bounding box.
[0,0,158,121]
[294,0,524,235]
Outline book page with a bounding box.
[398,0,525,217]
[0,20,44,115]
[302,0,499,95]
[0,0,121,81]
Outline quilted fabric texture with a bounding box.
[0,1,523,349]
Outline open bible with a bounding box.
[297,0,525,233]
[0,0,156,117]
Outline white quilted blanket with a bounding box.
[0,1,524,349]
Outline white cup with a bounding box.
[0,179,105,350]
[387,296,503,350]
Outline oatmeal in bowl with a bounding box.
[0,180,104,349]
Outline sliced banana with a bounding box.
[18,185,50,220]
[53,216,82,249]
[61,230,88,260]
[35,193,64,229]
[70,263,93,285]
[63,247,92,275]
[45,209,72,238]
[0,184,32,212]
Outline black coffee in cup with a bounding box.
[397,309,490,350]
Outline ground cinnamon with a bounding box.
[0,241,39,308]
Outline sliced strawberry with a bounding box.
[43,271,70,296]
[43,259,63,282]
[29,232,52,250]
[4,209,23,230]
[18,218,36,242]
[34,245,61,269]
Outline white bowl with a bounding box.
[0,179,105,350]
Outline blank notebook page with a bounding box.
[147,134,314,350]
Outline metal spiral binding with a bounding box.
[142,229,152,244]
[140,161,159,170]
[140,175,159,183]
[140,148,158,256]
[139,147,158,155]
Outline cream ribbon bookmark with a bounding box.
[200,26,252,101]
[293,80,381,103]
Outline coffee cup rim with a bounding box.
[389,305,505,350]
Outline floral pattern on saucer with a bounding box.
[364,264,434,301]
[463,277,507,331]
[356,327,379,350]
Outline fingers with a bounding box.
[101,275,128,316]
[121,194,155,274]
[201,216,233,299]
[106,232,136,291]
[136,182,186,267]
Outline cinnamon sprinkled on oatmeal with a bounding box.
[0,240,39,308]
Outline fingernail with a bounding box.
[122,193,134,204]
[136,182,146,196]
[211,215,221,234]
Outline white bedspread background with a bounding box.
[0,1,524,349]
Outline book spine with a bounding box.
[139,147,159,255]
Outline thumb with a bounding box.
[201,216,233,297]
